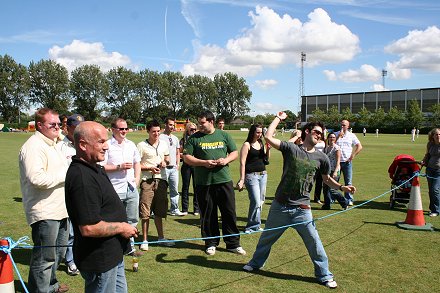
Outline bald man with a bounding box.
[65,121,137,293]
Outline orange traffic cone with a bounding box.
[0,239,15,293]
[396,176,433,231]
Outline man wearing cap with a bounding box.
[102,118,142,255]
[19,108,69,293]
[58,113,84,276]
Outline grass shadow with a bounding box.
[351,200,408,212]
[13,196,22,202]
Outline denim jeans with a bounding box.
[244,171,267,231]
[165,167,180,212]
[65,218,75,266]
[28,218,69,293]
[247,200,333,282]
[181,163,199,213]
[322,172,348,208]
[340,161,353,201]
[118,185,139,250]
[81,260,127,293]
[427,167,440,213]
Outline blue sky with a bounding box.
[1,0,440,115]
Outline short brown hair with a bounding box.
[35,108,58,130]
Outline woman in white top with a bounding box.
[322,132,349,210]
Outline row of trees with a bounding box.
[309,100,440,132]
[0,54,252,124]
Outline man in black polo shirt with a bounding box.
[65,121,138,293]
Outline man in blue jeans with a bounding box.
[66,121,138,293]
[19,108,69,293]
[335,119,362,205]
[243,112,356,289]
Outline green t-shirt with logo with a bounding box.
[183,129,237,185]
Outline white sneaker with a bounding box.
[228,246,246,255]
[157,238,175,247]
[322,279,338,289]
[205,246,216,255]
[242,264,255,272]
[140,242,149,251]
[170,210,187,216]
[67,263,79,276]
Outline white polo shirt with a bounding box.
[137,139,169,180]
[335,131,360,162]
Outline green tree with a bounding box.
[369,107,386,129]
[310,108,327,124]
[327,105,341,128]
[405,99,424,128]
[356,106,371,128]
[341,107,356,124]
[106,67,141,122]
[137,69,164,121]
[161,71,185,118]
[386,106,404,129]
[429,104,440,128]
[0,54,30,123]
[70,65,108,120]
[213,72,251,123]
[28,59,70,112]
[183,74,217,119]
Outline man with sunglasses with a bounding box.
[19,108,70,293]
[243,112,356,289]
[103,118,141,256]
[159,117,186,216]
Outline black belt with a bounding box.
[246,171,266,175]
[166,166,175,169]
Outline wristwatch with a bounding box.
[116,164,121,170]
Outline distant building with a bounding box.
[301,87,440,122]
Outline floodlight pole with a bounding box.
[382,69,387,88]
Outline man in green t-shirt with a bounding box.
[183,110,246,256]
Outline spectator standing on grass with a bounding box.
[363,128,366,137]
[65,121,137,293]
[58,114,84,277]
[102,118,142,256]
[422,128,440,217]
[180,122,200,215]
[137,120,175,251]
[159,117,186,216]
[335,119,362,206]
[376,129,379,137]
[411,127,416,142]
[217,117,225,130]
[237,123,270,233]
[183,110,246,256]
[19,108,69,293]
[243,112,356,289]
[322,132,349,210]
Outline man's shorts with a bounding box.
[140,178,168,219]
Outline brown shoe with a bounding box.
[56,283,69,293]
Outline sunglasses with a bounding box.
[312,129,323,136]
[46,122,62,128]
[168,137,173,146]
[116,127,129,131]
[190,128,197,131]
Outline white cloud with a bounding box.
[372,84,389,91]
[48,40,133,72]
[255,102,277,111]
[255,79,278,89]
[181,0,202,38]
[182,6,360,77]
[323,64,381,82]
[385,61,411,80]
[385,26,440,73]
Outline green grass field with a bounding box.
[1,131,438,293]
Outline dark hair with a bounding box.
[245,123,263,143]
[147,119,161,131]
[111,117,126,128]
[165,117,175,124]
[217,117,225,123]
[301,121,325,141]
[198,110,215,123]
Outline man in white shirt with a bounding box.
[103,118,141,255]
[19,108,69,293]
[335,119,363,205]
[58,113,84,276]
[159,118,186,216]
